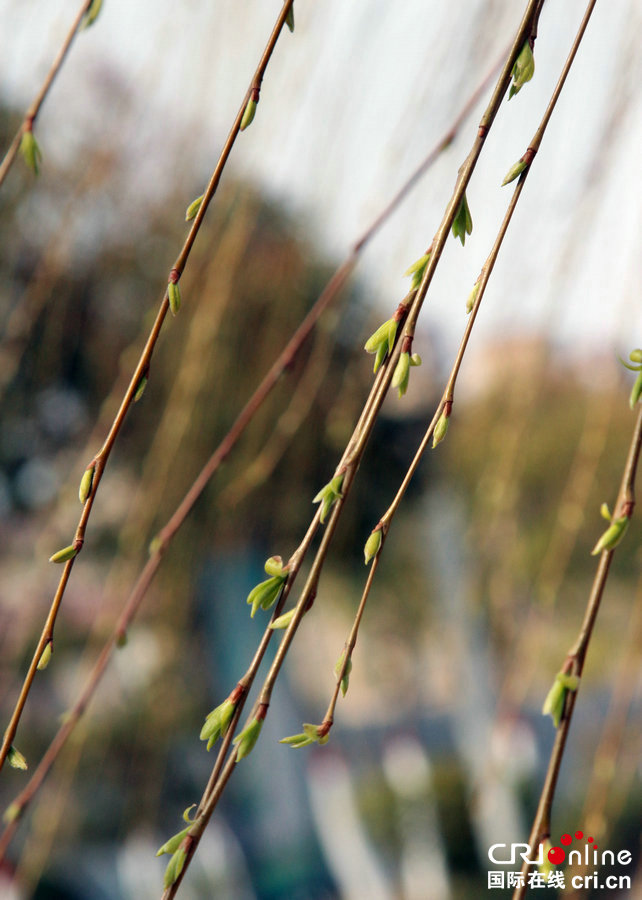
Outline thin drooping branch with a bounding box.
[0,0,297,773]
[0,0,97,189]
[0,50,508,847]
[513,404,642,900]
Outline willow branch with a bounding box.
[0,0,97,189]
[513,404,642,900]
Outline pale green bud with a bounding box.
[185,194,204,222]
[466,280,481,314]
[168,281,181,316]
[451,192,473,246]
[246,574,286,617]
[403,252,431,290]
[591,516,629,555]
[630,349,642,363]
[280,723,328,749]
[363,528,382,565]
[200,698,236,750]
[20,130,42,175]
[509,41,535,99]
[313,474,344,523]
[49,544,78,564]
[600,502,612,522]
[37,641,52,670]
[156,826,190,857]
[432,409,450,448]
[8,746,27,771]
[233,717,263,760]
[334,651,353,697]
[392,351,410,398]
[79,463,95,504]
[364,318,398,372]
[240,97,257,131]
[264,555,285,577]
[182,804,197,823]
[81,0,103,29]
[3,802,21,824]
[133,373,148,402]
[163,846,187,888]
[542,671,580,728]
[502,157,528,186]
[270,608,296,629]
[410,353,421,367]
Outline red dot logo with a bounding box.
[561,834,572,846]
[548,846,566,865]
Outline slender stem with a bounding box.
[0,0,95,189]
[513,405,642,899]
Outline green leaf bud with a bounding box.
[466,279,481,314]
[392,351,410,398]
[79,463,95,504]
[542,671,580,728]
[8,746,27,771]
[508,41,535,99]
[334,651,353,697]
[200,698,236,749]
[364,318,398,372]
[403,252,431,290]
[451,192,473,246]
[168,281,181,317]
[313,473,344,523]
[185,194,204,222]
[591,515,629,556]
[270,608,296,629]
[246,575,286,617]
[280,731,314,748]
[410,353,421,367]
[264,555,285,577]
[156,826,190,857]
[163,846,187,888]
[502,157,528,186]
[432,409,450,448]
[600,502,612,522]
[629,349,642,363]
[363,528,382,565]
[133,373,148,402]
[182,804,197,824]
[233,717,263,760]
[285,4,294,31]
[81,0,103,29]
[49,544,78,564]
[3,802,22,824]
[303,722,329,745]
[37,641,52,670]
[240,97,257,131]
[20,130,42,175]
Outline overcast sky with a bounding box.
[1,0,641,370]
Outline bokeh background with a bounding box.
[0,1,641,898]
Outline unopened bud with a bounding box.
[185,194,204,222]
[79,464,95,504]
[363,528,382,565]
[49,544,78,564]
[509,40,535,99]
[20,130,42,175]
[81,0,103,29]
[233,717,263,760]
[432,408,450,448]
[392,351,410,398]
[502,157,528,186]
[240,97,257,131]
[163,846,187,888]
[168,281,181,316]
[285,3,294,31]
[37,641,52,670]
[8,746,27,771]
